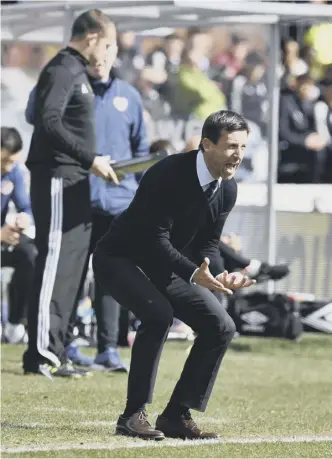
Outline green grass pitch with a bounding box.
[1,334,332,458]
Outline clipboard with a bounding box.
[112,151,168,175]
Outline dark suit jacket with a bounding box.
[97,150,238,287]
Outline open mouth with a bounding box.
[224,162,239,171]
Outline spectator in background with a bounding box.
[210,35,249,99]
[146,34,184,75]
[279,73,327,183]
[219,233,289,283]
[319,63,332,89]
[304,22,332,80]
[146,34,185,103]
[212,35,249,81]
[114,32,145,84]
[136,67,171,121]
[150,139,176,156]
[1,127,37,344]
[172,48,226,120]
[315,85,332,183]
[25,25,149,372]
[186,29,212,73]
[230,52,268,136]
[280,39,308,92]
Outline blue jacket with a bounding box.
[1,163,32,226]
[25,75,149,216]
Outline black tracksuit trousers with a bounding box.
[23,172,92,370]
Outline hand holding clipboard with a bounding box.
[108,151,168,181]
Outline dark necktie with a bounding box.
[204,180,219,200]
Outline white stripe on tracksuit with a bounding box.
[36,178,63,367]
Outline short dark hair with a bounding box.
[150,139,176,155]
[246,51,265,67]
[71,9,112,40]
[1,127,23,154]
[200,110,249,151]
[231,34,247,46]
[165,33,181,42]
[296,72,314,85]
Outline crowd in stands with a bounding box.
[112,25,332,183]
[1,21,331,183]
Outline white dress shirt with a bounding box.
[196,150,222,191]
[189,151,222,284]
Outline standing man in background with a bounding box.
[25,24,150,372]
[66,28,149,371]
[23,9,119,379]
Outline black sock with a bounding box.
[162,401,189,420]
[122,402,146,418]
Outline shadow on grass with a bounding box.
[229,343,252,352]
[1,369,24,376]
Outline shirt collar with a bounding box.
[65,46,89,66]
[196,150,222,189]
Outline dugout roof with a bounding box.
[1,0,332,43]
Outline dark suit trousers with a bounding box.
[93,252,236,412]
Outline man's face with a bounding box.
[1,149,20,174]
[297,80,315,100]
[202,130,248,180]
[119,31,136,50]
[88,41,118,81]
[233,42,249,62]
[87,24,117,68]
[165,38,184,59]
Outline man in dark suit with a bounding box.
[93,110,255,441]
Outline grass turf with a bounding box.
[1,334,332,458]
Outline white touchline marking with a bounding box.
[32,407,102,415]
[1,421,116,429]
[2,435,332,454]
[1,422,56,429]
[78,421,116,427]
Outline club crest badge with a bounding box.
[113,97,128,112]
[1,180,14,195]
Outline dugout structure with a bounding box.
[2,0,332,295]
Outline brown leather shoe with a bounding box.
[156,413,219,440]
[116,411,165,441]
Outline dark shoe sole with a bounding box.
[92,364,128,373]
[155,424,218,441]
[115,425,164,441]
[77,371,93,377]
[160,431,219,440]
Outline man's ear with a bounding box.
[202,138,212,152]
[85,32,99,48]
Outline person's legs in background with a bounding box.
[66,213,127,371]
[2,234,37,344]
[219,238,289,283]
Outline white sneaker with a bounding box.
[4,323,26,344]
